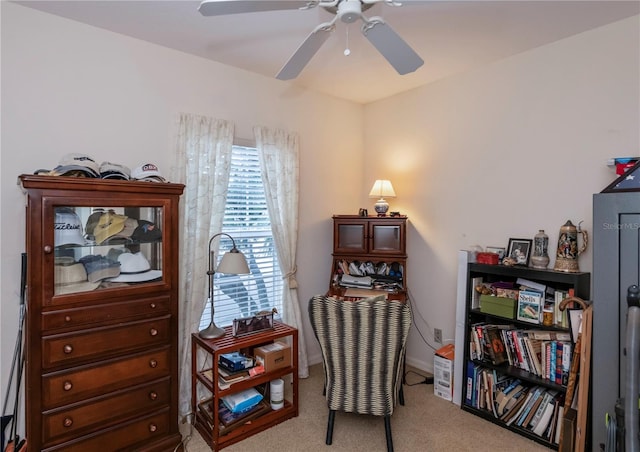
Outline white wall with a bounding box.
[0,2,363,409]
[2,1,638,435]
[363,16,640,371]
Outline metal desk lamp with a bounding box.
[199,232,250,339]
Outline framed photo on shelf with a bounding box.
[507,238,533,266]
[517,290,543,324]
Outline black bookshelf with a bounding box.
[461,263,590,450]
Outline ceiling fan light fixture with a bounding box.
[199,0,423,79]
[338,0,363,23]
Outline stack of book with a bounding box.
[198,396,271,436]
[201,363,265,390]
[465,363,566,445]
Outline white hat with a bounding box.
[131,163,167,182]
[55,263,100,295]
[54,208,86,246]
[50,153,100,178]
[107,252,162,283]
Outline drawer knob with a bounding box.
[63,417,73,428]
[44,245,53,254]
[149,391,158,401]
[150,303,156,309]
[63,381,73,391]
[63,344,73,354]
[64,315,72,322]
[149,328,158,337]
[149,423,157,433]
[149,359,158,368]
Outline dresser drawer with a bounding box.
[42,377,171,445]
[42,408,171,452]
[43,347,171,409]
[43,316,171,369]
[42,295,171,332]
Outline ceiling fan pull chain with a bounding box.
[344,25,351,56]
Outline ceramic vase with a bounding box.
[530,229,550,269]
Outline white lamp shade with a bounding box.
[369,180,396,198]
[216,250,250,274]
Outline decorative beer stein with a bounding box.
[530,230,550,269]
[553,220,588,273]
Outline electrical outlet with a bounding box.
[434,328,442,344]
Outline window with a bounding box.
[199,144,283,329]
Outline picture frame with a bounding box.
[507,238,533,266]
[232,312,274,337]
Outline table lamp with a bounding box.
[199,232,250,339]
[368,179,396,216]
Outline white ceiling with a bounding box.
[14,0,640,104]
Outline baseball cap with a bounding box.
[94,211,128,245]
[107,252,162,283]
[55,263,101,295]
[79,255,121,283]
[131,163,167,183]
[50,153,100,178]
[111,218,139,241]
[54,208,87,246]
[100,162,131,180]
[131,220,162,242]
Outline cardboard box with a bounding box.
[479,294,516,319]
[253,341,291,372]
[434,344,454,401]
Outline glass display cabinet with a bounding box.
[19,175,184,451]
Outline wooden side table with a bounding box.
[191,322,298,451]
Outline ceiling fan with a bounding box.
[198,0,424,80]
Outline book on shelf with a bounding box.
[503,387,533,426]
[532,395,560,437]
[465,360,476,407]
[516,278,546,294]
[517,290,543,324]
[484,325,509,365]
[522,390,546,427]
[529,390,559,430]
[495,379,521,415]
[523,334,543,377]
[513,386,545,427]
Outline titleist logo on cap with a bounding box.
[55,222,81,231]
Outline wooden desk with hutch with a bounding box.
[328,215,408,301]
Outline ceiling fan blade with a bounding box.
[276,23,334,80]
[362,18,424,75]
[199,0,313,16]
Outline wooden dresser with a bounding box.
[20,175,184,451]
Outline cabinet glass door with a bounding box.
[53,205,164,295]
[335,223,366,253]
[370,224,401,253]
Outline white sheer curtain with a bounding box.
[254,126,309,378]
[173,114,234,419]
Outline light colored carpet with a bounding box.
[179,364,550,452]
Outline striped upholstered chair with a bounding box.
[308,294,412,452]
